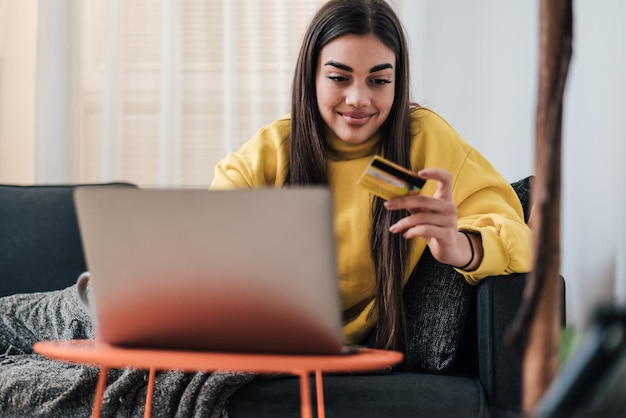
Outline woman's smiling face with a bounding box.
[315,33,396,145]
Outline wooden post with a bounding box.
[505,0,573,413]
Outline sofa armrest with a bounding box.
[476,273,567,418]
[476,273,527,418]
[476,274,567,418]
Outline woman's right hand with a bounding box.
[384,168,482,270]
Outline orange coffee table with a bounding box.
[33,340,403,418]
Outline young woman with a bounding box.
[210,0,532,351]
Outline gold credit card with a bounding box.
[357,155,425,201]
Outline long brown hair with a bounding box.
[286,0,414,352]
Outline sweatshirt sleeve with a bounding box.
[210,117,290,190]
[413,109,533,284]
[211,151,257,189]
[451,148,533,284]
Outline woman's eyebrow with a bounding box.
[324,61,393,73]
[369,63,393,73]
[324,61,352,72]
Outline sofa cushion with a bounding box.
[402,248,473,372]
[510,176,533,223]
[228,372,488,418]
[0,183,135,297]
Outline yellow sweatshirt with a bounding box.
[211,107,532,344]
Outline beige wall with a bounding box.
[409,0,626,330]
[0,0,37,184]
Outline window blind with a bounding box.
[79,0,321,187]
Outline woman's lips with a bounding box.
[340,112,372,126]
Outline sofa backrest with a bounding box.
[0,183,136,297]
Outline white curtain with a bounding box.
[158,0,182,186]
[34,0,80,183]
[84,0,322,188]
[100,0,125,183]
[11,0,320,188]
[3,0,409,187]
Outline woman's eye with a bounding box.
[328,75,349,83]
[371,78,392,86]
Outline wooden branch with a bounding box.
[504,0,573,412]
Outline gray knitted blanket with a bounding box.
[0,285,256,417]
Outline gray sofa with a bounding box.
[0,179,551,417]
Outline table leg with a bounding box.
[144,367,156,418]
[92,366,108,418]
[298,371,313,418]
[315,369,325,418]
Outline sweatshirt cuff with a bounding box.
[454,228,509,285]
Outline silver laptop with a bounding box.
[73,186,345,355]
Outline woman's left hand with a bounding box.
[384,168,478,269]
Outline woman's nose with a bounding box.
[345,83,370,108]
